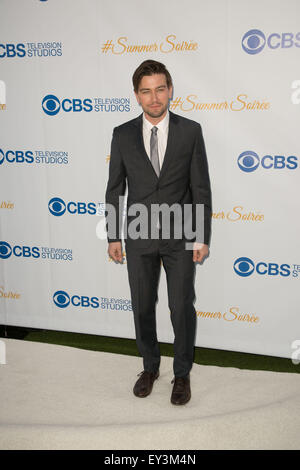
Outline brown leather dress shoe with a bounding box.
[133,370,159,398]
[170,375,191,405]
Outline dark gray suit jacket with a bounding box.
[105,111,212,249]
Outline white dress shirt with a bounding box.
[142,110,169,169]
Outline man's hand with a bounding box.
[108,241,123,263]
[193,242,209,263]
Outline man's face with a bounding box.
[135,73,173,122]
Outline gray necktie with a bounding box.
[150,126,160,177]
[150,126,161,230]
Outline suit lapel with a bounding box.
[159,111,178,180]
[134,111,179,181]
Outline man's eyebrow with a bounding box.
[139,85,167,91]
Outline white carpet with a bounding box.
[0,338,299,450]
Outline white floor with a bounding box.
[0,338,299,450]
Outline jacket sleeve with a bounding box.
[190,124,212,246]
[105,128,127,243]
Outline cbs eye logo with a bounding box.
[53,290,70,308]
[234,257,255,277]
[0,241,12,259]
[238,151,260,172]
[48,197,66,216]
[42,94,60,116]
[242,29,266,54]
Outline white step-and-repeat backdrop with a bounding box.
[1,0,299,359]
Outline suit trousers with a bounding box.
[125,237,197,378]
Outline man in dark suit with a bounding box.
[105,60,212,405]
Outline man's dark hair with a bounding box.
[132,60,173,93]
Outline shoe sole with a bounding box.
[171,394,191,405]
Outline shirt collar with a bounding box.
[143,110,169,133]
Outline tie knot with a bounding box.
[151,126,158,136]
